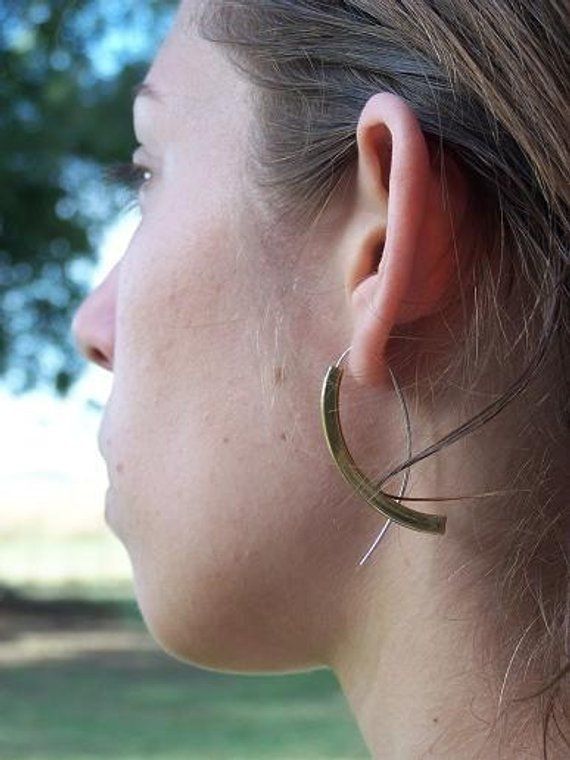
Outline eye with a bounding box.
[104,161,153,191]
[103,161,153,209]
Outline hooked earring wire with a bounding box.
[320,346,447,566]
[357,356,412,566]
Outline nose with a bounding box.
[71,260,121,372]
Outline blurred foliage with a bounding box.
[0,0,175,396]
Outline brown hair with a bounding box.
[196,1,569,755]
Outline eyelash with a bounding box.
[104,162,153,208]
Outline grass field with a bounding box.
[0,499,370,760]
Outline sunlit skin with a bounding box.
[71,2,546,757]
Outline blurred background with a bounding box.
[0,1,368,758]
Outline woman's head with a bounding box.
[72,0,569,755]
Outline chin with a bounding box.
[129,556,320,675]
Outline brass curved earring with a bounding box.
[320,347,447,535]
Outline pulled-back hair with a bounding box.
[196,1,569,755]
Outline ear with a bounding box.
[342,92,469,386]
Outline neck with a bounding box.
[331,530,502,758]
[324,402,553,758]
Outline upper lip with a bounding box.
[97,426,107,459]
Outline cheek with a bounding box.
[108,375,334,673]
[109,204,254,535]
[105,289,351,672]
[102,206,305,666]
[103,198,371,672]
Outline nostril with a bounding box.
[87,346,112,370]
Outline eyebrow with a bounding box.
[132,82,162,104]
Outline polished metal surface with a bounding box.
[320,361,447,536]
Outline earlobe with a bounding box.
[344,92,466,387]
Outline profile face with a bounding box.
[62,0,570,753]
[72,0,392,671]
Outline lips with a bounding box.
[97,427,107,458]
[97,416,112,462]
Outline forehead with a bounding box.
[142,0,248,115]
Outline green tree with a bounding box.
[0,0,175,396]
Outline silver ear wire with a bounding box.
[357,364,413,566]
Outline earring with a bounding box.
[320,346,446,565]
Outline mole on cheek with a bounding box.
[116,462,124,475]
